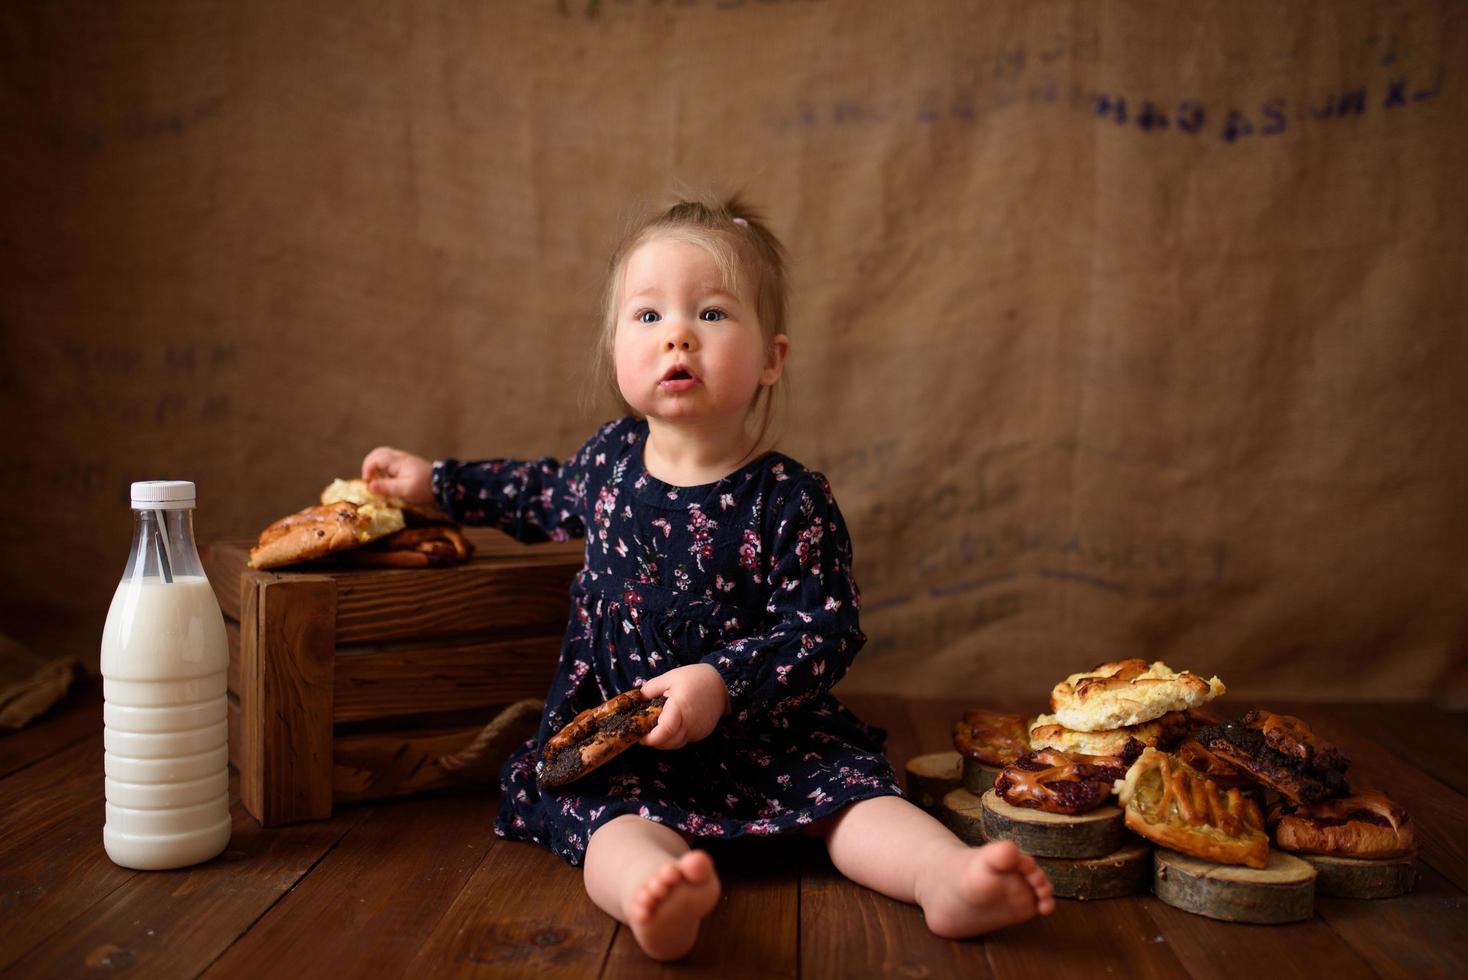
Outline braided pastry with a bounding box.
[1116,746,1269,868]
[952,709,1031,767]
[994,748,1130,815]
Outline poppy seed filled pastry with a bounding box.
[537,690,667,790]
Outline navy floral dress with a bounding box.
[432,417,902,865]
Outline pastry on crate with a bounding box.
[249,479,470,570]
[1049,659,1225,732]
[1268,789,1417,859]
[994,748,1130,816]
[249,501,404,569]
[1194,709,1350,804]
[1115,746,1270,869]
[341,525,475,568]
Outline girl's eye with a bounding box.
[700,309,726,322]
[638,310,660,324]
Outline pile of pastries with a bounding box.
[952,658,1417,869]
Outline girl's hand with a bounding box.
[640,663,730,751]
[360,446,434,507]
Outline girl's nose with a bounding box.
[663,323,698,352]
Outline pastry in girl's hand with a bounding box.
[1049,659,1225,731]
[1116,746,1270,869]
[952,709,1031,767]
[1269,790,1417,859]
[993,748,1130,815]
[537,690,667,790]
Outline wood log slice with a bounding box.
[1153,847,1316,924]
[979,789,1125,859]
[1035,840,1154,901]
[1298,852,1417,899]
[941,788,986,845]
[961,755,1002,794]
[906,751,963,812]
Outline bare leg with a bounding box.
[583,814,722,961]
[818,796,1055,937]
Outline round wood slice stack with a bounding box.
[961,756,1002,794]
[905,751,963,812]
[1035,840,1154,901]
[1297,853,1417,899]
[942,788,986,845]
[979,789,1125,859]
[1153,848,1316,923]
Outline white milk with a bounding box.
[101,484,232,870]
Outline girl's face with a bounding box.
[612,235,785,425]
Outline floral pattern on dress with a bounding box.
[432,417,901,866]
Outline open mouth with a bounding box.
[661,366,696,383]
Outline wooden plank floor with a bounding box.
[3,684,1467,977]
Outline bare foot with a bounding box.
[917,840,1055,938]
[625,849,722,960]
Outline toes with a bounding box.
[980,840,1023,873]
[678,850,715,884]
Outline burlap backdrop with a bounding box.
[2,1,1464,707]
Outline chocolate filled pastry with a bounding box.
[1269,789,1417,859]
[536,690,666,790]
[952,709,1031,767]
[1116,747,1270,868]
[1194,711,1350,805]
[994,748,1130,815]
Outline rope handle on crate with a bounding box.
[436,699,545,775]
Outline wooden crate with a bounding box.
[202,529,580,826]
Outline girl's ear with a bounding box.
[760,334,791,386]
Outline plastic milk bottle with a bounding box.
[101,481,231,869]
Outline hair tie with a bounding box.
[732,217,748,227]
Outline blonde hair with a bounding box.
[592,194,790,460]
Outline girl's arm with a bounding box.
[700,473,866,721]
[429,420,628,543]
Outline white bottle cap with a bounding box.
[131,480,196,510]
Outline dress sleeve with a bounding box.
[701,472,866,720]
[430,420,624,543]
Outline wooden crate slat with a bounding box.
[225,618,240,695]
[406,831,617,979]
[333,721,522,804]
[6,800,369,978]
[243,575,337,826]
[331,560,578,644]
[332,635,559,723]
[200,793,497,979]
